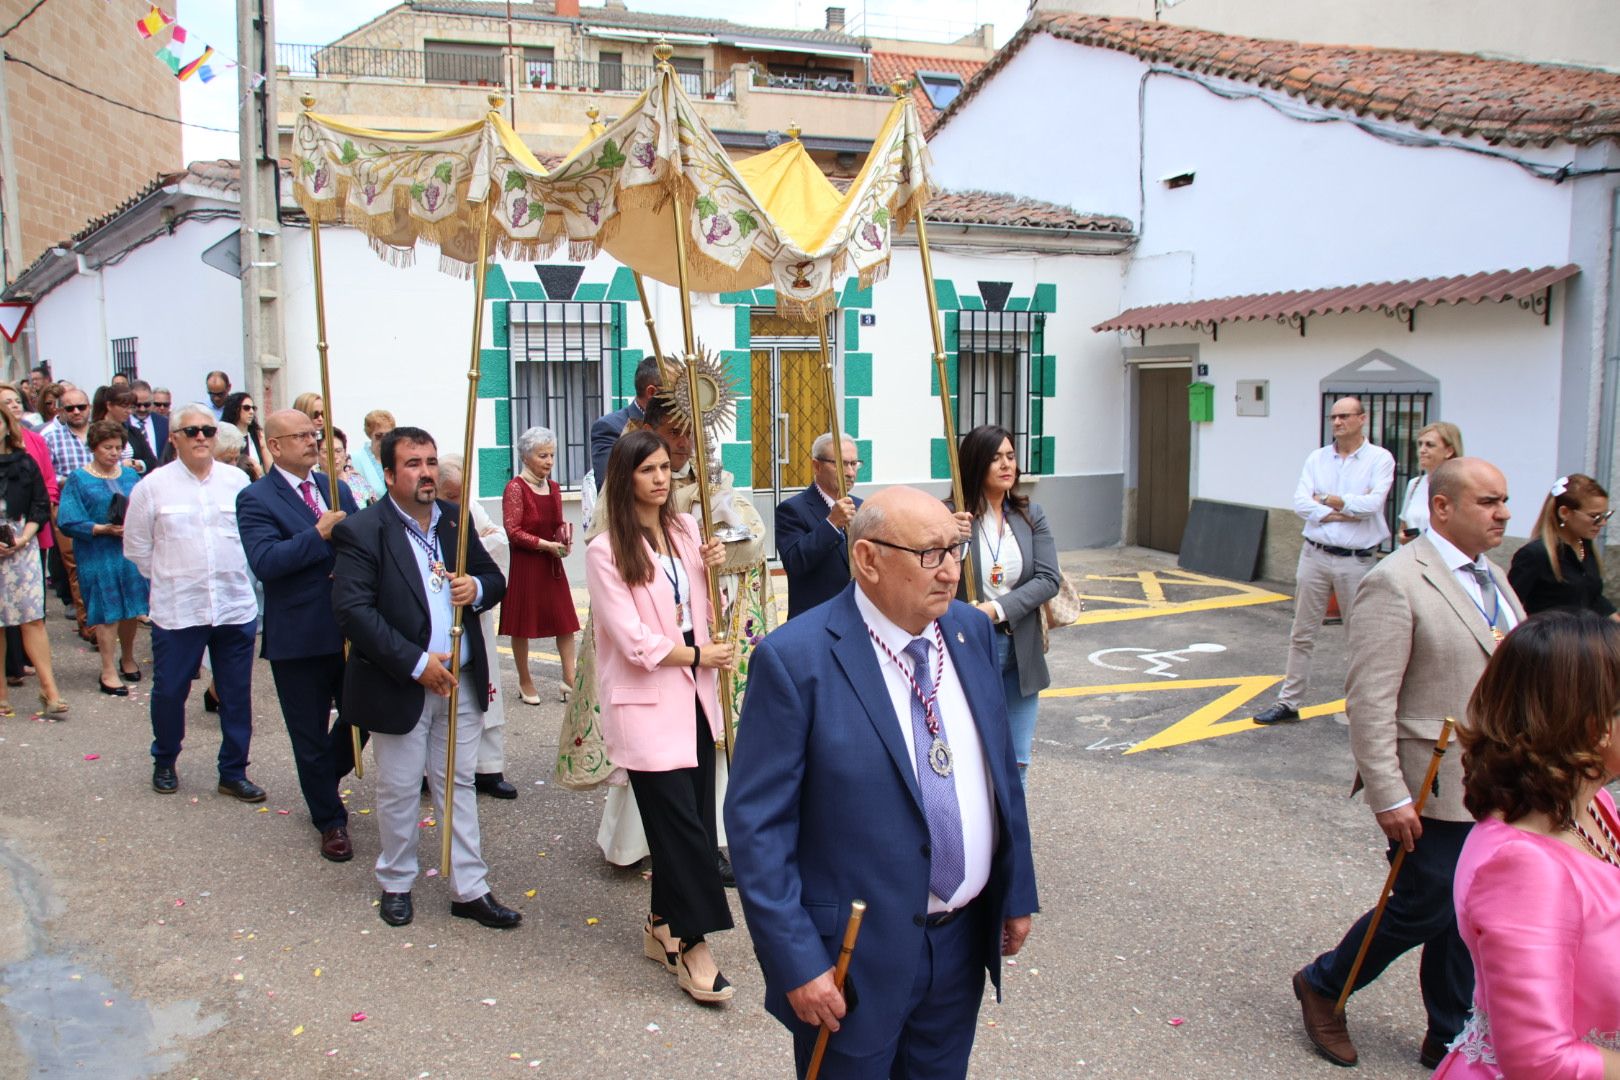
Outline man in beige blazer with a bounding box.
[1291,458,1521,1070]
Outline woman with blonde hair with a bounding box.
[291,392,325,435]
[351,409,393,501]
[1508,472,1617,618]
[1397,421,1462,542]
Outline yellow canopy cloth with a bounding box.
[291,67,931,317]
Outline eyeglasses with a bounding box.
[60,403,88,413]
[178,425,218,439]
[1580,510,1616,524]
[815,456,864,469]
[1329,412,1363,421]
[866,537,970,569]
[134,400,152,410]
[312,411,324,420]
[270,431,318,443]
[152,401,171,411]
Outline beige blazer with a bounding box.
[1345,533,1525,822]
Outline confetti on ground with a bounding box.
[528,1062,540,1069]
[189,797,199,804]
[173,899,186,907]
[277,809,290,815]
[256,807,270,814]
[480,998,497,1006]
[524,889,536,899]
[82,753,99,761]
[68,974,80,981]
[326,1049,338,1056]
[585,917,599,926]
[350,1011,368,1023]
[419,818,436,828]
[536,852,547,858]
[986,1019,999,1028]
[103,999,114,1007]
[645,1023,660,1033]
[357,808,372,815]
[1168,1017,1185,1027]
[509,1053,522,1060]
[231,973,244,982]
[291,1025,304,1037]
[313,968,322,978]
[342,789,352,796]
[424,868,438,877]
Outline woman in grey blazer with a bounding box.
[955,425,1061,787]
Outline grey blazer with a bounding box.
[1345,533,1525,822]
[956,501,1061,697]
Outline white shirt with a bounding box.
[1424,528,1518,638]
[123,459,257,629]
[815,482,845,536]
[1399,473,1431,534]
[274,465,327,512]
[854,585,994,913]
[976,505,1024,623]
[659,550,694,633]
[387,497,483,678]
[1293,440,1396,550]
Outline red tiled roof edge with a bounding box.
[929,13,1620,147]
[926,189,1130,233]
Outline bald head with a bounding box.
[1429,457,1510,559]
[264,408,320,475]
[850,486,964,634]
[1328,396,1367,448]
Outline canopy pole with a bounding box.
[633,271,676,387]
[657,44,733,764]
[302,94,363,781]
[815,314,853,572]
[441,106,501,870]
[898,84,977,600]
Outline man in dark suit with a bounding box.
[726,486,1039,1078]
[129,380,168,461]
[588,355,662,493]
[775,431,862,620]
[331,426,519,930]
[237,409,361,864]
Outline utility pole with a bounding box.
[238,0,285,407]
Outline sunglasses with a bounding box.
[60,403,88,413]
[178,425,219,439]
[152,402,171,410]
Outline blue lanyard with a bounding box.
[1466,568,1501,630]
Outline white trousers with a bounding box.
[370,672,489,902]
[1279,541,1376,707]
[475,608,506,773]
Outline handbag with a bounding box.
[1038,571,1085,653]
[104,478,128,527]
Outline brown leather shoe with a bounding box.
[1293,970,1357,1066]
[320,826,354,863]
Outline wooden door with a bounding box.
[1137,366,1192,553]
[749,309,834,505]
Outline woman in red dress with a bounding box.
[500,426,579,704]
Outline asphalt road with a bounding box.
[0,547,1469,1079]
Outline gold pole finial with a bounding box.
[488,93,506,111]
[299,92,316,109]
[586,105,600,123]
[653,40,674,65]
[890,78,910,99]
[786,121,801,141]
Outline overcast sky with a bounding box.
[176,0,1031,162]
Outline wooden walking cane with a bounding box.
[805,900,868,1080]
[1334,717,1456,1015]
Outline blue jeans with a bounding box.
[997,633,1039,786]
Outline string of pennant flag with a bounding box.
[134,3,263,88]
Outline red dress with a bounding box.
[497,476,580,639]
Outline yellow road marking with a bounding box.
[1072,568,1288,625]
[1042,676,1345,753]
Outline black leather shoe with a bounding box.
[474,773,518,799]
[1419,1034,1450,1069]
[450,892,522,929]
[202,686,219,713]
[99,681,129,697]
[717,849,736,888]
[379,891,413,927]
[217,778,267,803]
[1253,702,1300,726]
[152,764,178,794]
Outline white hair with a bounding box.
[173,402,215,427]
[810,431,855,461]
[212,422,244,458]
[516,425,556,459]
[439,452,464,484]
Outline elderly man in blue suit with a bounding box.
[726,485,1039,1079]
[587,355,662,494]
[775,431,862,620]
[237,408,362,863]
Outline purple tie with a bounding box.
[902,637,966,903]
[298,479,321,519]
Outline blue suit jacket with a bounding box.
[774,483,863,620]
[724,586,1039,1054]
[588,401,643,493]
[236,469,358,661]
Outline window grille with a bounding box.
[505,301,618,489]
[110,337,138,381]
[957,310,1041,472]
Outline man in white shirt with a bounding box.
[726,486,1038,1078]
[123,404,264,802]
[204,371,231,421]
[1290,457,1521,1069]
[1256,397,1396,725]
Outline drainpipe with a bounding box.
[1598,187,1620,492]
[75,252,113,382]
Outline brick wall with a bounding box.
[1,0,182,267]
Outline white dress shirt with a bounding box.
[1424,528,1519,638]
[815,482,846,537]
[854,585,994,913]
[1399,473,1431,534]
[387,497,482,678]
[975,505,1024,624]
[1293,439,1396,550]
[274,464,327,512]
[123,459,256,629]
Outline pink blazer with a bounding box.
[585,513,721,772]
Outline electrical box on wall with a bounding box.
[1235,379,1269,417]
[1188,381,1215,422]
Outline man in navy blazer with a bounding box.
[587,355,662,493]
[775,431,862,620]
[237,409,361,863]
[726,486,1039,1079]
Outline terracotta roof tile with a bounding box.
[925,189,1131,233]
[869,51,987,129]
[931,13,1620,147]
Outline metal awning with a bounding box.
[718,37,870,60]
[1094,264,1581,337]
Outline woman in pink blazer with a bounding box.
[1433,611,1620,1079]
[586,428,737,1005]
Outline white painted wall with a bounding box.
[29,217,245,398]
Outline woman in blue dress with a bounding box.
[57,420,148,696]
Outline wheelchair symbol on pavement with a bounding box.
[1086,642,1227,679]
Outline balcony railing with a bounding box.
[278,44,735,99]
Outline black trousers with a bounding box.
[626,697,733,942]
[270,652,363,832]
[1302,817,1474,1042]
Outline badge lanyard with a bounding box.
[403,518,449,593]
[985,502,1009,589]
[658,526,686,626]
[866,623,955,778]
